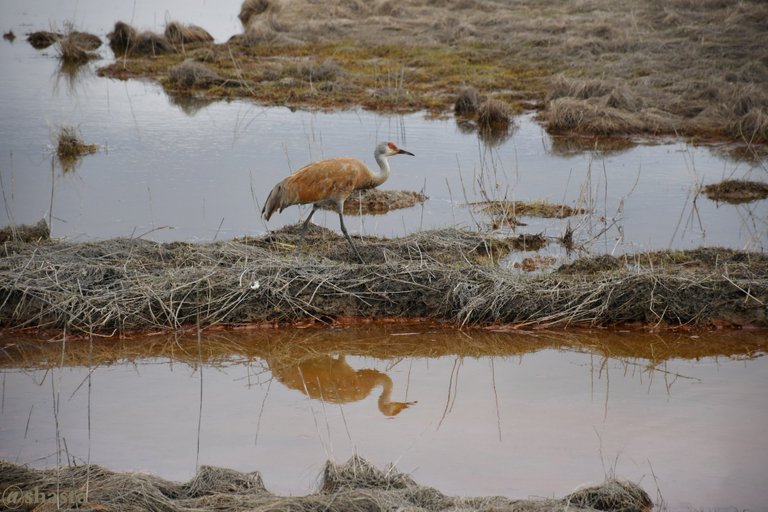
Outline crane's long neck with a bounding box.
[370,152,391,187]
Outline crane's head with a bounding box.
[377,141,415,157]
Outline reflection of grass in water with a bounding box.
[3,326,766,371]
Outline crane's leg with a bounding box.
[337,209,365,264]
[296,205,319,255]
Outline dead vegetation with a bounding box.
[0,224,765,334]
[108,21,174,57]
[90,0,768,146]
[322,189,428,215]
[56,126,98,170]
[3,30,16,42]
[26,30,61,49]
[701,179,768,204]
[0,456,652,512]
[0,219,49,244]
[472,200,590,229]
[164,21,214,45]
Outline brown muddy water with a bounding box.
[1,326,767,511]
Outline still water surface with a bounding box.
[1,327,767,511]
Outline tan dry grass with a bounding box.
[108,21,174,57]
[322,188,427,215]
[702,179,768,204]
[164,21,214,45]
[56,126,98,168]
[1,225,765,334]
[0,456,652,512]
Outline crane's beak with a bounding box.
[397,148,415,156]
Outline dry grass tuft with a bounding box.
[0,456,652,512]
[323,189,427,215]
[26,30,61,49]
[3,30,16,42]
[455,87,481,115]
[477,99,513,129]
[473,200,590,226]
[566,479,653,512]
[168,59,224,88]
[702,179,768,204]
[108,21,174,57]
[0,220,49,244]
[56,126,98,167]
[165,21,214,45]
[547,97,675,136]
[239,0,281,27]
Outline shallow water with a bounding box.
[0,0,766,257]
[0,327,767,511]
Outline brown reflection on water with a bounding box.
[2,325,765,371]
[268,353,415,416]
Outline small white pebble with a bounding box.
[250,281,260,290]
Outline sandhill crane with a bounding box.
[262,141,414,263]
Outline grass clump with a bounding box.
[3,30,16,42]
[56,126,98,167]
[323,189,427,215]
[26,30,62,49]
[108,21,174,57]
[0,220,50,244]
[239,0,280,26]
[473,200,590,228]
[454,87,481,116]
[702,179,768,204]
[165,21,214,45]
[566,479,653,512]
[168,59,224,88]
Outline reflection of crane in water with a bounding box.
[269,354,415,417]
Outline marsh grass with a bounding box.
[473,200,591,221]
[701,179,768,204]
[164,21,214,46]
[56,126,98,170]
[93,0,768,145]
[0,456,653,512]
[1,224,765,334]
[108,21,174,57]
[320,189,428,215]
[27,30,61,49]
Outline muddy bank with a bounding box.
[0,225,765,334]
[91,0,768,146]
[0,456,651,512]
